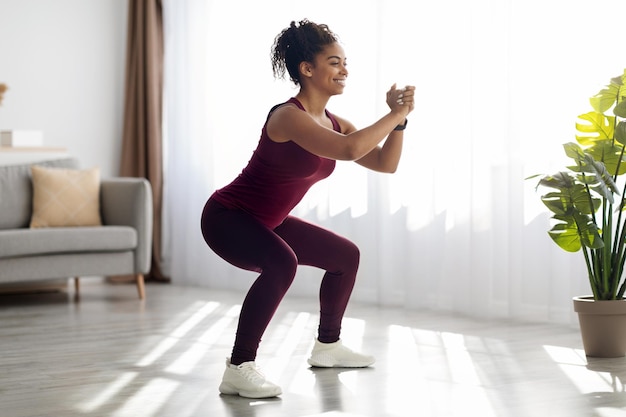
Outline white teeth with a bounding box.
[335,79,346,86]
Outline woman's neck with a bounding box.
[294,90,330,118]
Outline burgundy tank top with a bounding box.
[211,98,340,229]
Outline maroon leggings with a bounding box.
[201,198,359,365]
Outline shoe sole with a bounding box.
[307,357,375,368]
[219,382,282,399]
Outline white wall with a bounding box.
[0,0,127,177]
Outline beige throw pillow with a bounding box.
[30,165,102,228]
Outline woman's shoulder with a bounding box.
[264,99,309,143]
[265,98,301,121]
[325,111,355,134]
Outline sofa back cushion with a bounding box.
[0,158,79,230]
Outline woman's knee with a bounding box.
[332,239,360,275]
[345,240,360,271]
[262,249,299,289]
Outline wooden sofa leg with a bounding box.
[74,277,80,300]
[135,274,146,299]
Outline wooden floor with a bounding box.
[2,281,626,417]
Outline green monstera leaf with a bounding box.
[548,211,603,252]
[576,111,615,146]
[590,72,625,114]
[562,142,620,199]
[591,83,620,113]
[614,100,626,118]
[616,121,626,145]
[539,174,601,215]
[584,141,626,178]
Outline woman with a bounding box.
[201,19,414,399]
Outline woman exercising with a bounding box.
[201,19,415,398]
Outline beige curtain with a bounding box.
[120,0,168,282]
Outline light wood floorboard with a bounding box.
[1,282,626,417]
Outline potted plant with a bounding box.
[534,69,626,357]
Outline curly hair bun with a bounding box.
[271,19,339,86]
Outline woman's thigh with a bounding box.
[201,199,295,273]
[273,215,360,273]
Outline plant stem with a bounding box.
[583,246,600,299]
[611,183,626,299]
[603,198,613,298]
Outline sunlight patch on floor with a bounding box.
[77,300,224,415]
[385,324,498,417]
[137,301,219,367]
[339,317,366,351]
[111,378,179,417]
[78,371,138,412]
[275,312,312,358]
[543,345,618,395]
[301,412,368,417]
[166,304,240,375]
[444,342,482,386]
[595,409,626,417]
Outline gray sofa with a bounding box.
[0,157,152,299]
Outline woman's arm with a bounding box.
[333,115,406,173]
[355,130,405,173]
[333,85,414,173]
[266,85,414,162]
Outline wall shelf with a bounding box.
[0,146,69,165]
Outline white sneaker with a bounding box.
[307,339,375,368]
[218,358,282,398]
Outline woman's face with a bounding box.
[307,42,348,95]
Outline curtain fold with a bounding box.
[120,0,168,281]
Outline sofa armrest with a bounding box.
[100,178,153,274]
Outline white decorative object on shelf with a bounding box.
[0,130,44,147]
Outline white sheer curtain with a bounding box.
[162,0,625,324]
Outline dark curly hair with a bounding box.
[271,19,339,86]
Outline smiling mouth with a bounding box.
[334,79,346,86]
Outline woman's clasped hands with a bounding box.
[387,83,416,115]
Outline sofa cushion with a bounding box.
[30,165,102,228]
[0,226,137,259]
[0,158,79,230]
